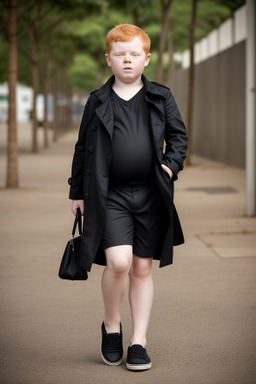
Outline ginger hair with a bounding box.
[106,24,151,55]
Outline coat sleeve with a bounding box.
[162,90,188,180]
[68,97,91,200]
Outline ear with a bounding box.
[144,53,151,67]
[105,53,111,67]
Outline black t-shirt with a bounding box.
[109,87,154,185]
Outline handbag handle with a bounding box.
[72,208,82,237]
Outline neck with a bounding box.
[112,76,144,100]
[113,75,143,90]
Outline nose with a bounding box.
[123,54,131,62]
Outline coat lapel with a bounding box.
[94,76,115,141]
[143,75,167,163]
[95,99,114,141]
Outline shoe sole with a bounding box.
[100,350,124,366]
[126,362,152,371]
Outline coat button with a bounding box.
[89,147,94,153]
[86,169,91,176]
[85,193,90,200]
[68,177,72,185]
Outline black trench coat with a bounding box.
[69,75,187,272]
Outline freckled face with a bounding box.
[105,37,151,84]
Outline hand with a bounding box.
[71,200,84,216]
[161,164,173,180]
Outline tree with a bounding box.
[156,0,173,83]
[62,9,133,92]
[166,25,174,88]
[17,0,101,150]
[107,0,155,27]
[0,0,19,188]
[18,1,65,152]
[186,0,198,166]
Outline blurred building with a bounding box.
[0,83,53,124]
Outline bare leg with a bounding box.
[128,255,153,347]
[101,245,133,333]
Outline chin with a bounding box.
[120,75,135,82]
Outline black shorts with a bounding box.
[102,182,167,258]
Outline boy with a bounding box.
[69,24,187,371]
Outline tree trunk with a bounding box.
[65,81,72,132]
[186,0,198,166]
[132,9,140,27]
[96,65,106,88]
[43,62,49,147]
[28,26,39,152]
[166,26,174,89]
[52,69,58,142]
[6,0,19,188]
[156,0,173,84]
[67,87,72,129]
[61,73,67,134]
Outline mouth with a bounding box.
[123,67,132,70]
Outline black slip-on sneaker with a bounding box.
[101,322,123,366]
[126,344,152,371]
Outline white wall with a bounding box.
[17,84,33,123]
[0,83,8,122]
[0,83,51,123]
[178,5,247,69]
[234,5,247,44]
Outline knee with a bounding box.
[111,257,131,275]
[105,246,132,276]
[131,258,152,279]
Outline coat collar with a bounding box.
[94,74,167,142]
[142,74,167,100]
[94,74,167,104]
[94,75,115,103]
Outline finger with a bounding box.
[79,204,84,216]
[161,164,168,173]
[71,205,77,216]
[161,164,173,179]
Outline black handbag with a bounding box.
[58,209,88,280]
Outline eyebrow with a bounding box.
[114,51,140,54]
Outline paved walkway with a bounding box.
[0,125,256,384]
